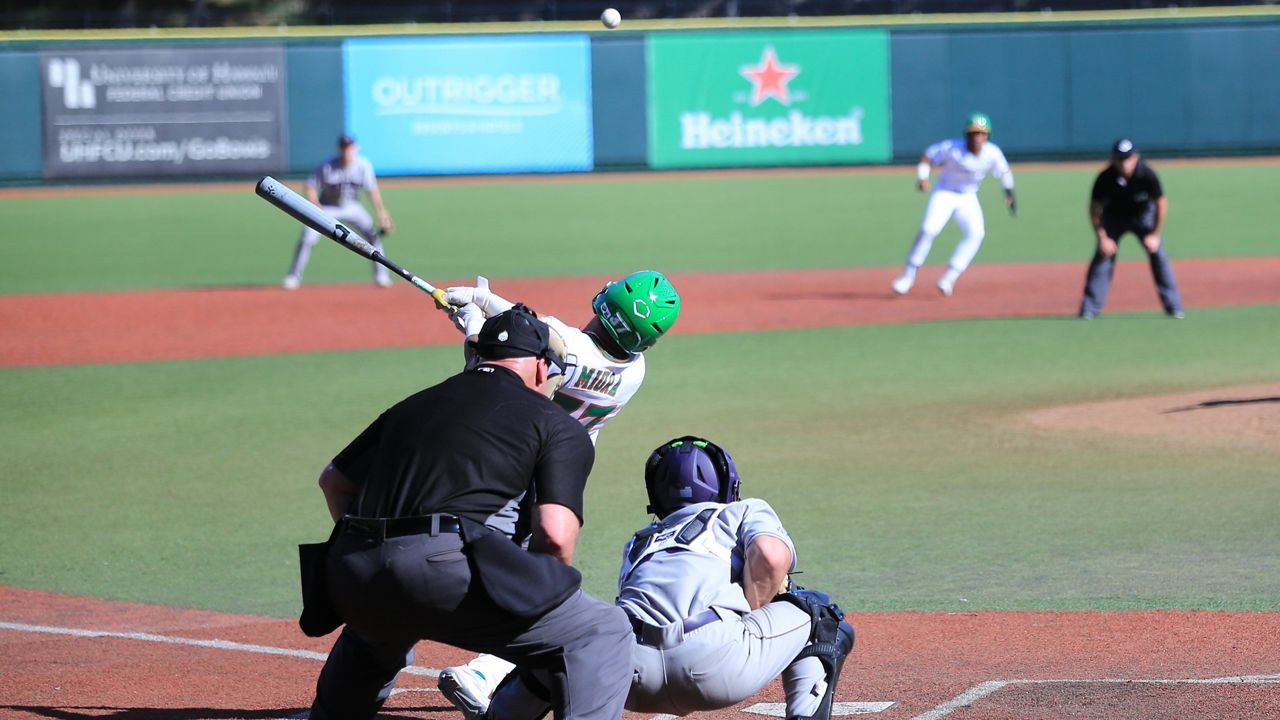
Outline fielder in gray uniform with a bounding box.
[283,134,395,289]
[483,436,855,720]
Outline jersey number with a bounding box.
[552,393,614,431]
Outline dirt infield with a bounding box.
[2,586,1278,719]
[4,256,1280,368]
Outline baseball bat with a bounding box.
[255,176,453,312]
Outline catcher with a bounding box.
[481,436,856,720]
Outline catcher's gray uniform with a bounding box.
[286,153,390,285]
[619,499,826,716]
[487,498,829,720]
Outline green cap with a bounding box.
[966,113,992,135]
[591,270,680,353]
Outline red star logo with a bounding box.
[739,47,800,107]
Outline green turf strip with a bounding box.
[3,162,1277,293]
[1,304,1277,615]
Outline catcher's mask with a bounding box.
[644,436,741,518]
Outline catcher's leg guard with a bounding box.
[779,588,855,720]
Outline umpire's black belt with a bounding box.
[341,513,462,538]
[629,608,724,647]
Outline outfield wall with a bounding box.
[0,12,1277,181]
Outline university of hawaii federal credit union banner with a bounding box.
[646,30,891,169]
[40,46,286,179]
[344,35,593,175]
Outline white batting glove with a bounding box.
[451,303,487,337]
[443,285,514,317]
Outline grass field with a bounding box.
[1,161,1277,619]
[2,162,1276,293]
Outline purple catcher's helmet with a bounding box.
[644,436,742,518]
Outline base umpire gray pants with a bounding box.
[309,528,632,720]
[1079,209,1183,317]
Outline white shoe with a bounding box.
[282,275,300,290]
[891,274,914,295]
[375,275,393,288]
[937,274,956,297]
[438,665,493,719]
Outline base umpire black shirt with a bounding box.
[1091,160,1163,220]
[331,364,595,536]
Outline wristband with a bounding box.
[916,162,930,182]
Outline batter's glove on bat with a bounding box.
[1005,189,1017,218]
[444,286,515,317]
[451,303,487,337]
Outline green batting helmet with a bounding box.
[591,270,680,353]
[965,113,992,135]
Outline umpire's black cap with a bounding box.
[475,304,550,360]
[1112,138,1137,158]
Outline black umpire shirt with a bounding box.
[1091,160,1163,220]
[331,364,595,536]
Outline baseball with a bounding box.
[601,7,621,28]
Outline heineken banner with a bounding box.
[646,30,891,169]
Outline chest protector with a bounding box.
[620,507,732,586]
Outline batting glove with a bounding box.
[451,303,487,337]
[443,286,514,317]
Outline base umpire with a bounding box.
[1079,139,1184,319]
[306,304,633,720]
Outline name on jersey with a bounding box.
[572,367,621,397]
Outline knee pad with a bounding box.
[780,588,855,720]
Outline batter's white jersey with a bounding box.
[544,316,645,444]
[617,498,796,625]
[307,155,379,207]
[926,138,1013,194]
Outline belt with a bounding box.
[342,513,462,538]
[629,608,723,647]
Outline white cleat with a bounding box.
[936,275,956,297]
[282,275,300,290]
[438,665,493,720]
[375,275,394,288]
[891,274,914,295]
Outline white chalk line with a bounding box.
[0,620,439,677]
[745,701,897,715]
[912,673,1280,720]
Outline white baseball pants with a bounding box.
[905,189,986,273]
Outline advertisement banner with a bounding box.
[40,46,286,179]
[647,31,891,169]
[344,36,593,175]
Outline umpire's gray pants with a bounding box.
[627,602,825,717]
[309,529,632,720]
